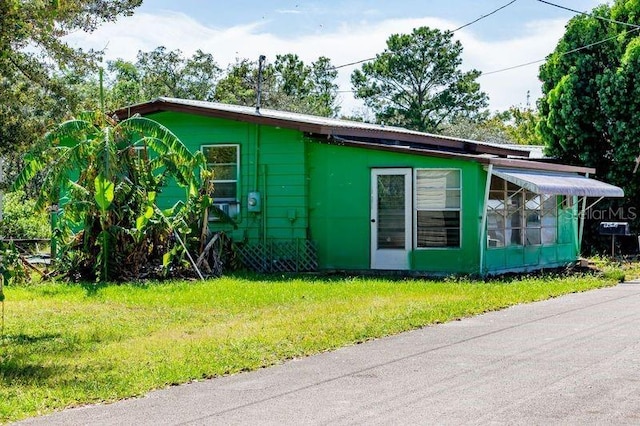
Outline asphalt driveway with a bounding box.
[19,281,640,425]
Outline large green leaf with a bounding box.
[135,205,154,231]
[94,174,114,211]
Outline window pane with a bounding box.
[416,171,461,209]
[203,146,237,163]
[445,190,460,208]
[506,193,522,212]
[415,170,461,248]
[490,178,505,191]
[377,175,406,249]
[417,189,448,209]
[542,227,557,245]
[526,211,541,227]
[213,182,237,199]
[507,228,523,246]
[203,145,239,202]
[416,211,460,248]
[416,170,456,189]
[542,194,557,213]
[212,165,237,180]
[486,177,560,248]
[526,194,540,210]
[507,181,520,192]
[487,211,505,247]
[525,228,541,245]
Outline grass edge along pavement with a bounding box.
[0,272,620,423]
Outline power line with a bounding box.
[329,0,519,71]
[536,0,640,29]
[333,0,640,90]
[332,57,375,71]
[336,23,640,94]
[452,0,517,32]
[480,25,640,77]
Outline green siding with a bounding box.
[131,111,582,275]
[145,111,308,243]
[306,140,483,274]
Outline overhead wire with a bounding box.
[329,0,519,71]
[536,0,640,29]
[332,0,640,91]
[451,0,518,32]
[480,18,640,77]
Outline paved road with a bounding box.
[19,282,640,425]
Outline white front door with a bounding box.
[371,168,412,270]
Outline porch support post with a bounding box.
[577,173,590,254]
[479,164,493,277]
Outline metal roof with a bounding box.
[114,97,531,158]
[492,168,624,197]
[113,97,600,176]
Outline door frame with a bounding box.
[370,168,412,270]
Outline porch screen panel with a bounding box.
[377,174,406,249]
[487,177,558,248]
[415,170,461,248]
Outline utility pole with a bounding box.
[256,55,266,113]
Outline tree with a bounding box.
[106,47,222,108]
[351,26,488,132]
[135,47,221,101]
[441,104,543,145]
[440,113,510,144]
[12,111,211,282]
[0,0,142,156]
[273,54,340,116]
[503,105,542,146]
[107,58,144,108]
[214,58,260,107]
[215,55,339,117]
[538,0,640,251]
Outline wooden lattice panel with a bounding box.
[235,239,318,272]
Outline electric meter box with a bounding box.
[247,191,262,213]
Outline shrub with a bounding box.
[0,190,51,239]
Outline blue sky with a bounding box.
[68,0,606,114]
[137,0,597,40]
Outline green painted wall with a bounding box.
[145,111,308,243]
[306,140,484,274]
[136,111,581,275]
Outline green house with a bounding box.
[114,98,624,276]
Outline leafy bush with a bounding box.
[0,190,51,239]
[0,240,27,285]
[13,112,214,282]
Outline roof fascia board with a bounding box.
[114,99,531,158]
[317,137,492,164]
[489,157,595,174]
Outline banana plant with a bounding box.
[12,111,206,282]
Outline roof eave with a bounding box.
[488,157,596,175]
[113,98,532,158]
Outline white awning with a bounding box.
[492,168,624,197]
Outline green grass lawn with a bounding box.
[0,273,619,422]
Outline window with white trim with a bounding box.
[202,144,240,219]
[415,169,461,248]
[202,145,239,201]
[487,177,557,247]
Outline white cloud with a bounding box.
[65,11,568,114]
[457,19,567,110]
[276,9,303,15]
